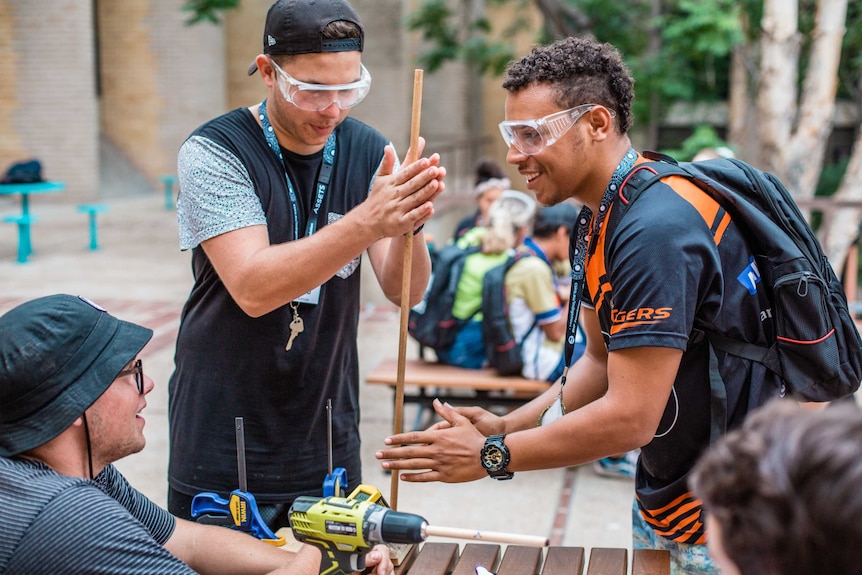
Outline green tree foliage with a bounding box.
[406,0,745,129]
[405,0,532,75]
[662,125,733,161]
[182,0,240,25]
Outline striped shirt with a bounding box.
[0,457,193,574]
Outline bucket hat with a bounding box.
[0,295,152,457]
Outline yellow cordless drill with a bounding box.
[288,490,428,575]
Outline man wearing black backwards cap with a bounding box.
[0,294,393,575]
[169,0,445,527]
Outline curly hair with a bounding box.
[502,37,634,134]
[690,399,862,575]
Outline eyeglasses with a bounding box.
[498,104,615,155]
[269,58,372,111]
[117,359,144,395]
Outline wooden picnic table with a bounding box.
[396,542,670,575]
[366,358,551,430]
[274,527,670,575]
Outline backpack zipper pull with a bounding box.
[797,274,810,297]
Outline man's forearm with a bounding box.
[166,519,322,575]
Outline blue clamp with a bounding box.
[191,490,284,545]
[323,467,349,498]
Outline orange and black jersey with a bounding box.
[583,163,782,544]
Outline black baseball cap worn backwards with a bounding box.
[248,0,365,75]
[0,294,152,457]
[535,203,579,232]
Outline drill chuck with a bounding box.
[364,504,428,545]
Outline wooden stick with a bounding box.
[390,69,424,511]
[425,525,550,548]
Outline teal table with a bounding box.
[0,181,66,262]
[161,175,178,210]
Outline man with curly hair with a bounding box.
[378,36,785,574]
[690,399,862,575]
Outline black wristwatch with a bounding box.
[480,434,513,480]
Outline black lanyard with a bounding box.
[561,149,638,384]
[258,99,335,240]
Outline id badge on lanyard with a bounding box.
[259,99,335,308]
[295,286,321,305]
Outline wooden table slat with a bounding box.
[631,549,671,575]
[586,547,627,575]
[541,547,586,575]
[399,543,670,575]
[496,546,543,575]
[404,542,460,575]
[451,543,501,575]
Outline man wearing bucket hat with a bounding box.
[0,294,393,575]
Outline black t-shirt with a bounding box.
[169,108,388,507]
[585,172,780,543]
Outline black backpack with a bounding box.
[1,159,42,184]
[481,252,537,376]
[408,243,479,352]
[609,151,862,402]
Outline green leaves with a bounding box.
[182,0,240,25]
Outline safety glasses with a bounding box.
[498,104,614,155]
[270,58,372,112]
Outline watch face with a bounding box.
[482,445,505,471]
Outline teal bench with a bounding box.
[161,175,178,210]
[77,204,109,250]
[2,214,40,263]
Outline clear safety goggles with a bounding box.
[499,104,614,155]
[270,58,372,111]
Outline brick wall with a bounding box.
[98,0,224,190]
[1,0,98,203]
[0,0,529,208]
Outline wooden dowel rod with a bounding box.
[391,68,424,511]
[425,525,550,548]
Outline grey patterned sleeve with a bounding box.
[176,135,268,250]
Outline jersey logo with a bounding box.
[610,307,672,334]
[737,257,761,295]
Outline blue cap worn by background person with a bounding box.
[0,295,152,457]
[247,0,365,75]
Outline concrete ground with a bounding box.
[0,193,634,562]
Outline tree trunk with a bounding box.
[783,0,847,198]
[727,42,760,164]
[757,0,799,177]
[532,0,591,38]
[823,124,862,273]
